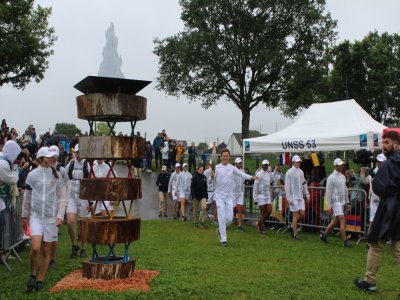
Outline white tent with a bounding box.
[243,99,387,153]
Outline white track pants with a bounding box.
[216,198,233,243]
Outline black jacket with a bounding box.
[156,172,171,192]
[191,172,208,200]
[369,151,400,242]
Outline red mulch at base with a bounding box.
[49,269,160,293]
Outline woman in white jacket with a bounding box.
[177,163,192,220]
[21,147,67,292]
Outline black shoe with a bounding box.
[158,212,162,217]
[35,281,44,292]
[183,216,187,221]
[343,240,352,248]
[201,223,208,229]
[353,278,377,292]
[79,249,87,258]
[292,234,301,240]
[49,260,56,268]
[71,245,79,258]
[221,241,227,247]
[163,212,167,217]
[25,275,36,292]
[237,226,244,232]
[173,216,177,220]
[320,232,328,243]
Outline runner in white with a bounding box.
[253,159,274,235]
[168,163,181,219]
[177,163,192,221]
[319,158,352,248]
[285,155,310,240]
[232,157,246,232]
[204,163,217,223]
[214,149,256,247]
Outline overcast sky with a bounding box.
[1,0,399,144]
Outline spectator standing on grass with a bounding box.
[354,131,400,292]
[285,155,310,240]
[168,163,181,219]
[177,163,192,221]
[188,142,196,173]
[253,159,275,235]
[191,165,208,228]
[21,147,66,292]
[0,141,23,245]
[153,133,164,169]
[232,157,246,232]
[319,158,352,248]
[156,165,170,217]
[214,149,255,247]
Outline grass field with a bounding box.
[1,220,398,299]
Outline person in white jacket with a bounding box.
[21,147,67,292]
[204,163,217,223]
[92,159,113,216]
[368,154,386,224]
[284,155,310,240]
[177,163,192,220]
[214,149,256,247]
[232,157,246,232]
[161,141,169,168]
[168,163,181,219]
[319,158,352,248]
[253,160,274,235]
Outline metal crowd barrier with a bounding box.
[0,194,25,271]
[244,185,369,242]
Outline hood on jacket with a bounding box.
[390,150,400,163]
[2,140,22,164]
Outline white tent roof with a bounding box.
[244,99,387,153]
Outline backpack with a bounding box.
[68,159,89,180]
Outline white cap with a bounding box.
[161,165,167,171]
[262,159,269,165]
[49,145,59,157]
[235,157,242,164]
[37,147,53,158]
[333,158,344,166]
[75,144,79,152]
[182,163,188,167]
[292,155,301,163]
[175,163,181,168]
[376,153,386,162]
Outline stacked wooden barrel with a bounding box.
[73,76,150,280]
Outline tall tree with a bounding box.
[0,0,56,89]
[154,0,336,138]
[328,31,400,125]
[54,123,81,139]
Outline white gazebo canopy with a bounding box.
[243,99,387,153]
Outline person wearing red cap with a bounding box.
[319,158,352,248]
[284,155,310,240]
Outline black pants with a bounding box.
[189,158,196,173]
[154,149,162,167]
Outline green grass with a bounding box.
[1,220,398,299]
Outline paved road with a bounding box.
[113,166,164,220]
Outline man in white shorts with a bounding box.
[65,144,90,258]
[253,160,274,235]
[168,163,181,219]
[285,155,310,240]
[320,158,352,247]
[232,157,246,231]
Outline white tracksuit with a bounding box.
[204,167,215,203]
[232,168,246,206]
[177,170,192,199]
[168,171,180,200]
[284,166,309,211]
[253,170,274,206]
[214,163,252,243]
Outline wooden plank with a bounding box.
[76,93,147,121]
[78,218,141,244]
[79,136,145,159]
[82,259,135,279]
[80,178,142,201]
